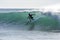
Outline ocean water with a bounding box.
[0,30,60,40]
[0,11,59,31]
[0,9,60,40]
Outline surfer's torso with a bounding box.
[28,14,34,20]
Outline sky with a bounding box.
[0,0,60,10]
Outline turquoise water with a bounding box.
[0,9,59,40]
[0,12,59,31]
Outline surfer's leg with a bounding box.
[29,19,31,22]
[26,19,31,25]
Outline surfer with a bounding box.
[26,13,34,24]
[28,13,34,22]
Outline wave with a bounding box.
[0,12,59,31]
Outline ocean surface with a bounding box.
[0,9,60,40]
[0,30,60,40]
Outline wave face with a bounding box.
[0,11,59,31]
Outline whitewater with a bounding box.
[0,30,60,40]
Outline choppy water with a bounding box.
[0,30,60,40]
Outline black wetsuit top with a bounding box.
[29,14,33,20]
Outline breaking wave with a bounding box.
[0,11,59,31]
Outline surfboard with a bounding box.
[30,17,41,23]
[25,15,44,25]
